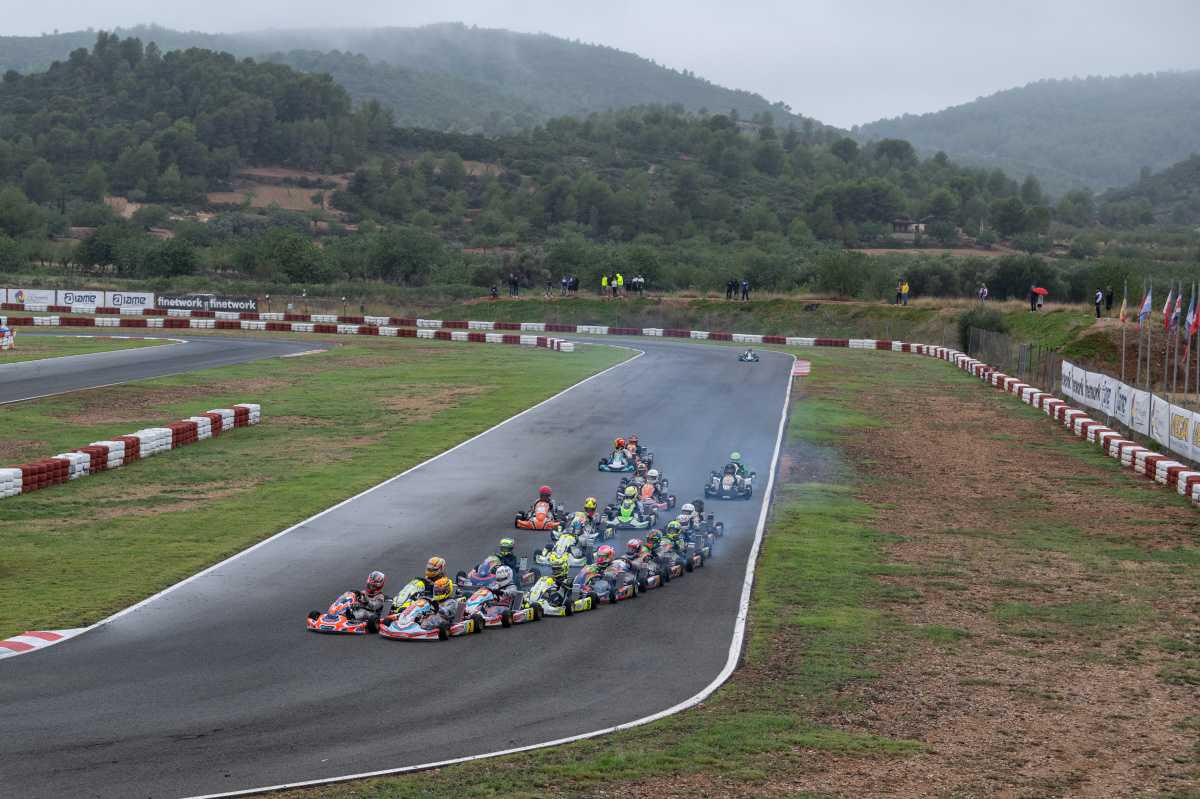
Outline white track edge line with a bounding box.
[180,349,794,799]
[24,345,645,656]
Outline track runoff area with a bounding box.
[0,335,794,799]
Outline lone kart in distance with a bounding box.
[738,349,760,363]
[515,499,564,531]
[704,464,755,500]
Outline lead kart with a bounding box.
[462,586,543,627]
[598,450,636,472]
[704,465,755,500]
[527,575,594,617]
[515,499,565,531]
[305,591,376,634]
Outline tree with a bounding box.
[926,188,958,220]
[368,226,447,285]
[990,197,1028,237]
[80,163,109,201]
[22,158,58,204]
[0,186,46,238]
[874,138,916,167]
[752,139,785,176]
[927,219,959,245]
[146,238,197,276]
[440,152,467,190]
[831,137,859,163]
[1020,175,1043,206]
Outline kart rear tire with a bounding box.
[367,617,380,634]
[437,623,450,641]
[564,600,574,617]
[685,558,694,573]
[471,613,486,634]
[531,604,543,621]
[307,610,320,621]
[500,609,513,628]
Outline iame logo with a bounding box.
[14,289,25,303]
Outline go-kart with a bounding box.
[515,499,565,531]
[704,466,755,500]
[652,540,698,579]
[456,558,539,592]
[535,531,593,568]
[528,575,594,616]
[634,481,677,512]
[602,499,657,530]
[462,586,542,627]
[598,451,636,472]
[738,350,760,363]
[379,582,486,641]
[306,591,377,634]
[620,555,664,591]
[575,562,638,605]
[685,529,714,561]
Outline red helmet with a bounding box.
[625,538,642,556]
[538,485,552,498]
[594,545,615,567]
[365,570,386,596]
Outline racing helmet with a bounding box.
[569,513,585,532]
[425,556,447,581]
[629,434,639,445]
[498,537,515,556]
[365,570,386,596]
[645,529,662,549]
[549,552,570,580]
[494,566,514,590]
[538,485,552,499]
[636,461,648,475]
[431,577,454,602]
[624,485,638,498]
[647,468,660,482]
[681,502,695,515]
[480,555,501,575]
[594,545,615,567]
[730,452,742,463]
[625,538,643,557]
[666,520,683,537]
[614,438,626,449]
[584,496,598,511]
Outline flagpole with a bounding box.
[1184,280,1194,410]
[1147,281,1155,393]
[1136,278,1144,387]
[1120,279,1128,385]
[1173,292,1182,400]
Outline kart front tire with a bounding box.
[531,604,543,621]
[500,609,513,628]
[685,558,695,573]
[307,611,320,621]
[471,614,486,634]
[437,623,450,641]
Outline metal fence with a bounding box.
[967,327,1062,393]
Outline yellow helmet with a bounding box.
[425,556,447,581]
[549,552,570,579]
[432,577,454,601]
[584,496,598,510]
[624,485,637,498]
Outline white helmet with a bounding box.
[677,513,691,526]
[494,565,514,590]
[681,502,695,515]
[647,468,660,481]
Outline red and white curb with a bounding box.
[0,628,84,659]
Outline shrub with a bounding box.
[958,306,1008,351]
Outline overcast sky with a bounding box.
[6,1,1199,127]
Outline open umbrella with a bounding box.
[1032,287,1049,296]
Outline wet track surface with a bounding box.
[0,337,793,798]
[0,333,324,404]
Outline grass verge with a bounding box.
[0,338,626,637]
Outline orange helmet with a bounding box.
[431,577,454,602]
[425,556,446,581]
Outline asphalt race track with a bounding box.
[0,333,325,404]
[0,337,793,799]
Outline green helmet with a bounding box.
[730,452,742,462]
[549,552,570,580]
[624,485,638,498]
[498,537,515,556]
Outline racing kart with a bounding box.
[620,556,664,591]
[306,591,377,634]
[515,499,565,531]
[462,587,542,627]
[633,481,677,512]
[704,466,755,500]
[737,350,760,363]
[528,575,594,617]
[379,580,486,641]
[575,563,638,605]
[455,559,539,592]
[653,540,700,578]
[598,451,636,472]
[602,500,657,530]
[535,531,594,568]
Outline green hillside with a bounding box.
[1101,154,1200,225]
[856,71,1200,195]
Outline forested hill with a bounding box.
[0,24,825,136]
[856,71,1200,196]
[0,33,390,203]
[1103,155,1200,225]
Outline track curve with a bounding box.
[0,333,326,404]
[0,338,793,799]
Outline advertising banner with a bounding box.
[0,288,6,302]
[1192,411,1200,463]
[157,294,257,312]
[1113,380,1134,428]
[1129,389,1151,436]
[8,288,56,305]
[1150,395,1171,448]
[1097,374,1118,418]
[57,289,104,306]
[1170,405,1192,458]
[105,291,155,308]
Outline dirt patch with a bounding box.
[784,358,1200,797]
[52,378,291,426]
[0,439,47,463]
[377,386,487,422]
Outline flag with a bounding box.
[1119,294,1128,324]
[1173,291,1184,329]
[1137,288,1152,328]
[1162,286,1174,332]
[1186,290,1197,336]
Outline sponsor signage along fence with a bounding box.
[157,294,258,312]
[1062,359,1200,461]
[3,288,56,305]
[1,289,156,307]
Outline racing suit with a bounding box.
[495,550,521,573]
[348,589,389,622]
[529,497,565,519]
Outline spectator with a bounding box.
[545,279,553,299]
[508,272,519,298]
[1094,288,1104,318]
[740,279,750,301]
[978,284,988,302]
[900,279,910,306]
[895,280,903,306]
[560,275,568,296]
[1105,285,1114,313]
[489,285,499,301]
[601,273,609,296]
[570,275,579,294]
[615,272,624,297]
[727,279,736,300]
[1028,285,1038,312]
[636,274,645,295]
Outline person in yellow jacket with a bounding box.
[900,280,910,306]
[615,272,624,297]
[601,274,608,296]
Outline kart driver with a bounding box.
[490,565,522,606]
[529,485,564,518]
[348,570,389,621]
[546,552,574,606]
[582,496,600,525]
[742,347,756,360]
[727,452,749,478]
[429,576,460,624]
[574,545,615,590]
[664,520,686,551]
[611,438,627,461]
[495,537,519,572]
[419,556,448,597]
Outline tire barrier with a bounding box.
[0,403,261,501]
[0,314,575,354]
